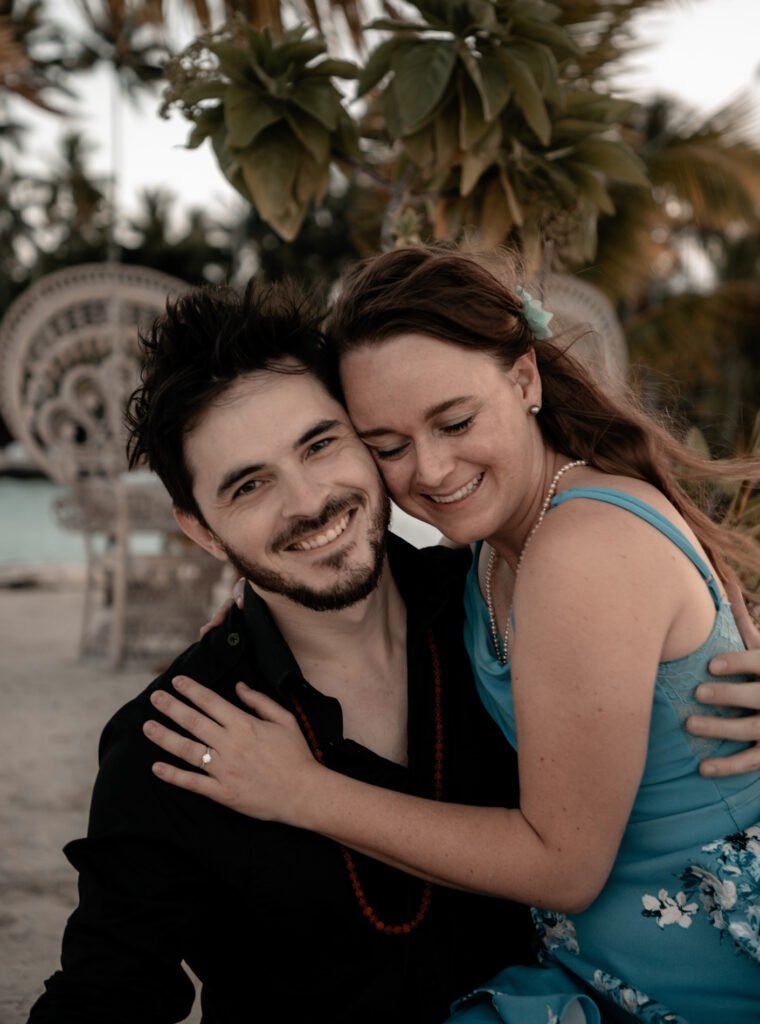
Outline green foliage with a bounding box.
[158,0,648,265]
[358,0,647,264]
[162,21,359,241]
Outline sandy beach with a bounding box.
[0,580,201,1023]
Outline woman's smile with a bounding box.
[424,472,485,506]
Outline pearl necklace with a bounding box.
[484,460,587,666]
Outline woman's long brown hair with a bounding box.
[328,245,760,601]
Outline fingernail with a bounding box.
[173,676,187,690]
[687,717,703,734]
[143,721,157,735]
[152,763,167,776]
[701,762,717,776]
[697,684,713,700]
[710,658,727,672]
[150,690,164,705]
[236,681,251,691]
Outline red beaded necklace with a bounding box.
[290,628,444,936]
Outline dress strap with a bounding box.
[551,487,722,609]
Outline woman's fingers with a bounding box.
[199,599,234,638]
[725,580,760,649]
[198,579,246,636]
[696,679,760,709]
[236,683,299,726]
[687,711,760,742]
[149,686,224,744]
[170,675,244,728]
[152,760,221,795]
[144,718,215,771]
[699,745,760,777]
[707,651,760,679]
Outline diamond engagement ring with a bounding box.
[200,747,213,770]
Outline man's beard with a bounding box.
[218,491,392,612]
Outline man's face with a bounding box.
[179,369,391,611]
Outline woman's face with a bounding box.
[339,333,546,546]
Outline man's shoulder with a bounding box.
[99,605,247,765]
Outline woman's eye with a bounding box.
[373,442,409,461]
[441,416,473,435]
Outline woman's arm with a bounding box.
[148,507,669,913]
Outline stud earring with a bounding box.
[529,404,541,415]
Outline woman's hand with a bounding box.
[143,675,325,824]
[688,581,760,777]
[199,578,246,639]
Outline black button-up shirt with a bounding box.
[28,536,533,1024]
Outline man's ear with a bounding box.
[511,348,541,409]
[173,508,228,563]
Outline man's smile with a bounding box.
[286,508,356,552]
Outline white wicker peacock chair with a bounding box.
[540,272,628,389]
[0,263,221,666]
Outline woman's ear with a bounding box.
[511,348,541,410]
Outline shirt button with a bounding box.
[227,632,240,647]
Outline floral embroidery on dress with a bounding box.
[640,889,699,929]
[531,909,580,957]
[679,825,760,963]
[593,971,688,1023]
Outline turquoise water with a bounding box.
[0,479,86,566]
[0,479,165,567]
[0,478,442,568]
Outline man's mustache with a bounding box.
[274,494,364,551]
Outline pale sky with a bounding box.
[15,0,760,228]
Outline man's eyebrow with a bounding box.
[216,463,265,500]
[294,419,342,449]
[357,397,473,440]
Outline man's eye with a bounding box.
[309,437,333,455]
[441,416,473,435]
[373,442,409,461]
[233,479,262,499]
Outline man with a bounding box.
[28,280,760,1023]
[27,281,534,1023]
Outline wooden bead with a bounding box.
[291,628,443,936]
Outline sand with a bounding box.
[0,582,201,1023]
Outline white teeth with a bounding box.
[428,473,483,504]
[292,513,351,551]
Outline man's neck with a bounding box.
[252,558,409,765]
[253,556,402,664]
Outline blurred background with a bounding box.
[0,1,758,1019]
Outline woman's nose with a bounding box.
[413,440,455,491]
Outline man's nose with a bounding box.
[279,470,330,518]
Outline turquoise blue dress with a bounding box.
[452,488,760,1024]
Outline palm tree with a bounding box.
[583,94,760,453]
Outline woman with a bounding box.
[147,248,760,1023]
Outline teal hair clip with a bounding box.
[516,286,553,340]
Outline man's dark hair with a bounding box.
[125,278,339,525]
